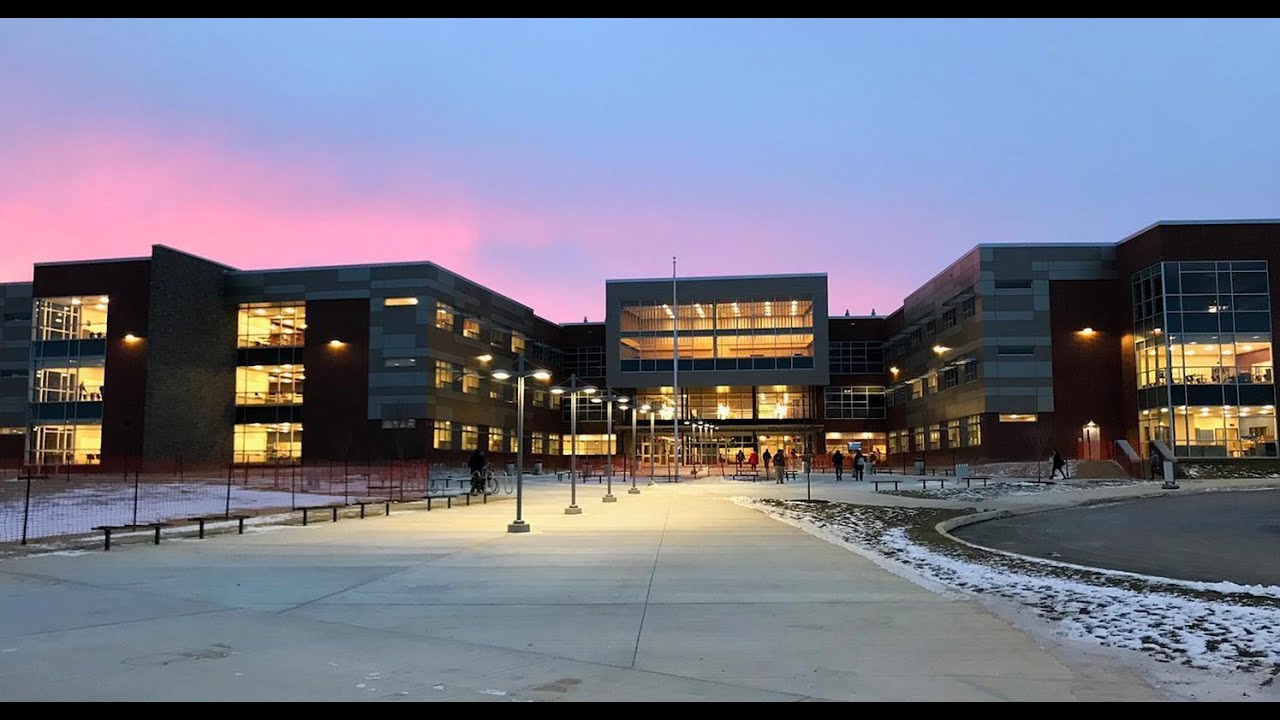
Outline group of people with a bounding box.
[733,447,797,483]
[830,449,870,481]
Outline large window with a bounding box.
[685,387,753,420]
[236,364,304,405]
[487,428,505,452]
[33,296,110,340]
[30,423,101,465]
[460,424,479,451]
[435,302,456,332]
[619,297,816,372]
[964,415,982,447]
[824,386,886,420]
[756,386,812,420]
[234,422,301,464]
[462,317,482,340]
[830,341,884,374]
[433,420,453,450]
[564,346,606,377]
[1133,261,1277,457]
[238,302,305,348]
[32,360,105,403]
[434,360,454,390]
[560,434,616,455]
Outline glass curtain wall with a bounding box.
[619,297,815,372]
[29,296,109,465]
[1134,261,1276,457]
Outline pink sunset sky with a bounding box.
[2,20,1277,322]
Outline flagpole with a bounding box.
[672,256,679,483]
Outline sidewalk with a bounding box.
[0,480,1157,701]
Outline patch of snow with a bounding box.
[478,688,507,696]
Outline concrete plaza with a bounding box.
[0,476,1158,701]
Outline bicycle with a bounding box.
[471,467,498,495]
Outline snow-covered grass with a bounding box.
[0,482,349,542]
[740,498,1280,698]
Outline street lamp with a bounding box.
[625,401,641,494]
[490,354,551,533]
[549,375,597,515]
[640,403,656,486]
[591,389,629,502]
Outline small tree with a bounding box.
[1024,418,1056,481]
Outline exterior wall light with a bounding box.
[889,366,900,375]
[124,334,141,343]
[328,339,345,347]
[478,354,493,363]
[932,345,949,354]
[1079,327,1096,337]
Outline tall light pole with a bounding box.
[550,375,596,515]
[592,390,629,502]
[642,403,656,486]
[491,355,551,533]
[628,401,641,494]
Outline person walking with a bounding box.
[832,449,845,481]
[748,449,759,475]
[774,448,786,483]
[468,447,488,494]
[762,448,772,474]
[736,448,745,471]
[1050,449,1067,480]
[854,449,867,481]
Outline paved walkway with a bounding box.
[0,479,1158,701]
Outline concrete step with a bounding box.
[1073,459,1130,479]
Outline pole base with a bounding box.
[628,487,641,494]
[565,505,582,515]
[602,494,618,503]
[1161,481,1181,490]
[507,520,532,533]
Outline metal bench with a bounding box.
[784,469,799,482]
[920,477,948,489]
[300,504,344,526]
[186,514,250,539]
[93,522,168,551]
[423,489,471,510]
[871,479,901,492]
[354,500,392,518]
[961,475,990,488]
[731,470,760,481]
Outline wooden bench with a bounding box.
[300,504,344,526]
[871,479,901,492]
[187,514,250,539]
[93,522,168,551]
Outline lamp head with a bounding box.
[550,387,565,395]
[492,369,511,380]
[531,369,551,381]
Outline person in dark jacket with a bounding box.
[853,450,867,481]
[762,448,772,473]
[774,448,786,483]
[832,449,845,481]
[468,448,488,494]
[1050,450,1066,480]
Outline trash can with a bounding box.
[533,460,544,475]
[914,457,925,475]
[505,460,516,475]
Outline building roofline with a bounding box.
[152,244,239,271]
[827,315,885,321]
[1114,219,1280,245]
[557,321,604,327]
[34,255,151,268]
[606,272,827,284]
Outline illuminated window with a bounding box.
[461,424,479,451]
[433,420,452,450]
[618,297,816,372]
[236,364,305,405]
[435,360,454,390]
[911,426,924,452]
[33,296,109,341]
[511,332,526,354]
[946,419,960,447]
[824,386,886,420]
[463,317,482,340]
[385,357,416,368]
[30,423,101,465]
[965,415,982,446]
[927,426,941,449]
[998,413,1037,423]
[237,302,305,348]
[32,360,105,403]
[233,423,302,464]
[532,431,546,454]
[559,434,617,455]
[488,428,505,452]
[461,372,480,395]
[384,297,419,307]
[435,302,455,332]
